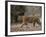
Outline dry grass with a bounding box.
[11,23,42,32]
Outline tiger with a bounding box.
[20,15,41,27]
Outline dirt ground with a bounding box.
[11,23,42,32]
